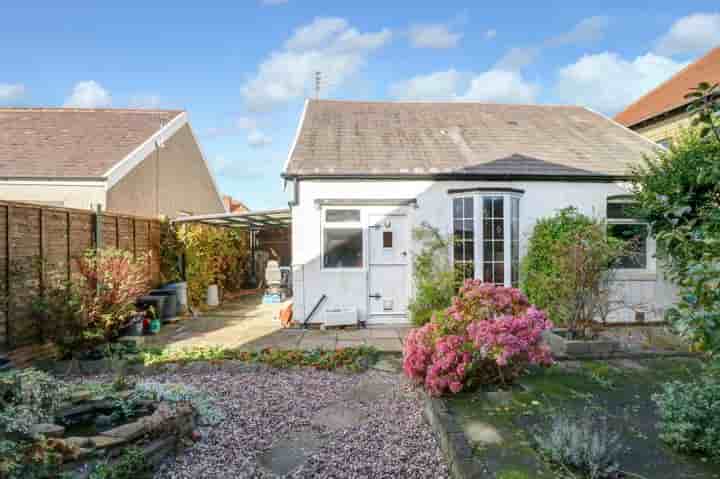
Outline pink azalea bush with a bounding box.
[403,280,554,396]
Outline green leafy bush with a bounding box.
[174,224,250,307]
[632,129,720,354]
[653,378,720,458]
[408,223,456,326]
[533,413,622,479]
[521,207,625,333]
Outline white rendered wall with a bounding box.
[0,181,106,210]
[291,179,675,324]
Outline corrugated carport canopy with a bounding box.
[171,208,290,230]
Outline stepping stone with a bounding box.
[311,402,368,431]
[257,430,323,476]
[464,420,503,445]
[29,423,65,438]
[346,374,390,403]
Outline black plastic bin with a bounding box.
[148,289,178,320]
[136,295,165,319]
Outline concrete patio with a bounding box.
[145,294,409,353]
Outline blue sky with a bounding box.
[1,2,719,209]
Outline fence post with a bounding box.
[5,205,11,349]
[95,204,103,295]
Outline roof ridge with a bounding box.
[0,107,184,114]
[307,98,586,109]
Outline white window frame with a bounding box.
[320,207,365,272]
[606,197,652,272]
[449,191,522,287]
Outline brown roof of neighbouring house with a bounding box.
[615,47,720,128]
[285,100,659,178]
[0,107,183,178]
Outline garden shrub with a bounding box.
[403,280,553,396]
[174,224,250,307]
[76,248,152,345]
[632,129,720,355]
[521,207,625,334]
[408,224,456,326]
[533,413,622,479]
[653,378,720,458]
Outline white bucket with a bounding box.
[206,284,220,306]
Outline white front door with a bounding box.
[367,213,409,323]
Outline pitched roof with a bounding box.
[285,100,659,178]
[0,107,183,178]
[615,47,720,128]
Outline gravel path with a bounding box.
[152,364,449,479]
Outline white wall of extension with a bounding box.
[290,179,676,325]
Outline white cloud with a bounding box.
[495,47,540,72]
[390,69,462,100]
[128,94,161,109]
[64,80,112,108]
[408,23,462,49]
[247,129,272,147]
[655,12,720,55]
[485,29,497,39]
[0,83,26,103]
[554,52,687,113]
[547,15,609,47]
[241,17,391,111]
[495,16,609,73]
[390,68,537,104]
[462,70,538,103]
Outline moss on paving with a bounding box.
[446,358,720,479]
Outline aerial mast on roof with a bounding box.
[314,71,322,99]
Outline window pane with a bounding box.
[494,241,504,261]
[607,202,637,219]
[453,198,464,218]
[383,231,393,248]
[608,224,647,269]
[483,263,493,283]
[483,241,492,261]
[493,219,504,238]
[483,198,493,218]
[494,263,505,284]
[324,228,363,268]
[493,198,504,218]
[326,209,360,223]
[463,197,474,217]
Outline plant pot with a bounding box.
[544,328,620,356]
[148,319,161,335]
[207,284,220,307]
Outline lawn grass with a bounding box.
[446,358,720,479]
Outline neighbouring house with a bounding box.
[283,99,674,326]
[615,46,720,146]
[0,107,226,217]
[223,195,250,213]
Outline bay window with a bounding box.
[451,191,521,287]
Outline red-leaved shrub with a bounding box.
[403,280,553,396]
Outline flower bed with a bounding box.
[403,281,554,396]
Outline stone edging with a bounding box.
[421,393,484,479]
[553,349,702,361]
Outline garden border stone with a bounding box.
[422,393,484,479]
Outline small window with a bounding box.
[452,197,475,283]
[383,231,393,249]
[324,229,363,268]
[607,199,648,269]
[326,209,360,223]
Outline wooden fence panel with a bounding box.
[0,201,162,350]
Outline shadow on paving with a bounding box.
[446,357,720,479]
